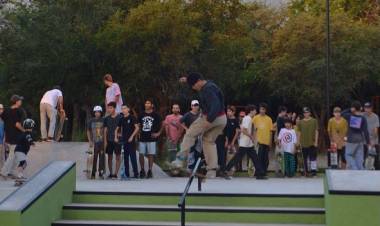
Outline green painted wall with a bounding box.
[0,165,75,226]
[325,179,380,226]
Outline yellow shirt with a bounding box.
[252,115,273,145]
[327,117,348,149]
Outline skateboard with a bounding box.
[84,148,94,179]
[54,110,67,142]
[14,178,27,187]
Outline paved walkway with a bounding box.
[77,177,324,195]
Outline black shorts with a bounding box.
[106,141,121,155]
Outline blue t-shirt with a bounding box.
[0,119,4,144]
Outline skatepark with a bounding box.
[0,142,379,226]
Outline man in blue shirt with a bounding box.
[180,72,227,178]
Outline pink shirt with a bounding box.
[106,83,123,113]
[164,114,184,144]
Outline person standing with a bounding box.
[278,118,297,177]
[0,104,5,169]
[223,105,266,180]
[104,74,123,114]
[274,106,288,176]
[1,95,25,178]
[40,86,64,142]
[138,99,163,179]
[223,106,240,169]
[180,100,201,171]
[363,102,379,169]
[164,104,184,162]
[116,105,139,179]
[327,107,348,169]
[104,102,122,179]
[297,107,319,176]
[342,101,370,170]
[86,106,106,179]
[252,103,273,176]
[180,73,227,179]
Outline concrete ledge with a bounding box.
[0,161,76,226]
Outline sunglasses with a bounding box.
[191,104,199,107]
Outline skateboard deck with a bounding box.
[54,111,67,142]
[84,148,94,179]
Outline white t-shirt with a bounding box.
[239,115,253,148]
[278,128,297,153]
[106,83,123,113]
[40,89,63,108]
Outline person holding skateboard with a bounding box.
[40,86,64,142]
[86,106,106,179]
[115,105,139,179]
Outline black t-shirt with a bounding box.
[139,111,161,142]
[104,114,122,142]
[118,115,138,142]
[180,111,200,128]
[276,116,286,132]
[2,108,24,144]
[15,132,34,154]
[224,118,239,142]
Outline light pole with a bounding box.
[326,0,331,116]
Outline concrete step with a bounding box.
[53,220,326,226]
[62,203,325,224]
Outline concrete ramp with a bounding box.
[25,142,169,180]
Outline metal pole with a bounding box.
[198,175,202,191]
[326,0,331,116]
[181,200,186,226]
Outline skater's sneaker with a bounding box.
[139,170,146,179]
[112,174,118,180]
[256,175,268,180]
[107,174,113,180]
[98,174,104,180]
[91,174,96,180]
[147,170,153,179]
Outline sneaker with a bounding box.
[112,174,118,180]
[256,175,268,180]
[147,170,153,179]
[139,170,146,179]
[91,174,96,180]
[107,174,113,179]
[98,173,104,180]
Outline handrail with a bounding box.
[178,157,202,226]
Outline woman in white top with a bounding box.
[103,74,123,114]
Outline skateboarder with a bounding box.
[40,86,64,142]
[14,119,35,184]
[86,106,106,179]
[180,72,227,179]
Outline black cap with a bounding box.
[186,72,202,87]
[364,102,372,108]
[303,107,311,113]
[10,95,24,104]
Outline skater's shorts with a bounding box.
[139,142,157,156]
[15,151,27,168]
[106,141,121,155]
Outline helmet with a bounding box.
[93,106,103,112]
[23,119,35,130]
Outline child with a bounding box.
[86,106,105,179]
[115,105,139,179]
[278,118,297,177]
[14,119,35,181]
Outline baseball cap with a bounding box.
[10,95,24,104]
[0,104,3,109]
[191,100,199,106]
[186,72,202,87]
[93,106,103,112]
[364,102,372,108]
[303,107,311,113]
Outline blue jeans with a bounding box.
[123,142,138,177]
[345,142,364,170]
